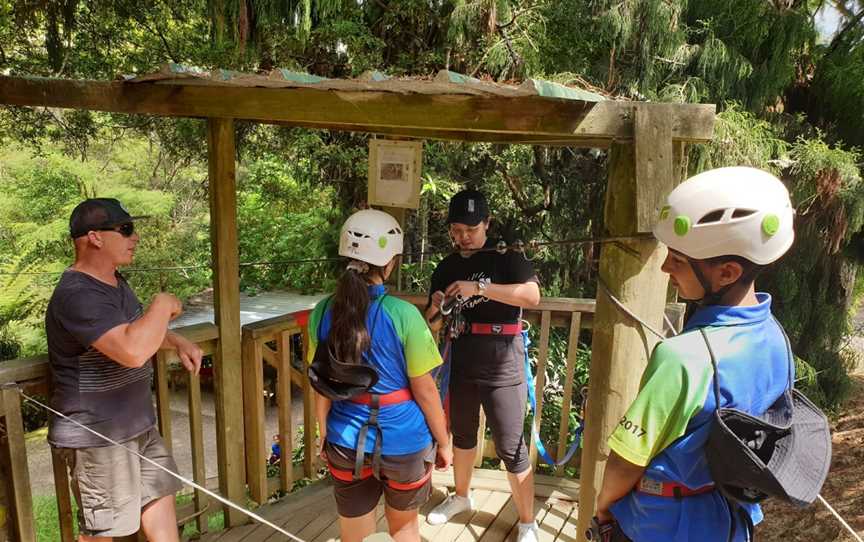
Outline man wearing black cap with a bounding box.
[424,189,542,542]
[46,198,202,541]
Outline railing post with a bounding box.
[50,448,75,542]
[242,331,267,504]
[187,371,209,535]
[153,352,172,452]
[528,311,552,467]
[276,330,294,493]
[555,312,582,476]
[0,387,36,541]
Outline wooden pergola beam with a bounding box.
[0,76,715,144]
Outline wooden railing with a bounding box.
[0,295,682,541]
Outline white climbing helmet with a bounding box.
[653,167,795,265]
[339,209,404,267]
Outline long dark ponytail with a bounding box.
[329,262,382,365]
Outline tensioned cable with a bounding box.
[4,386,306,542]
[597,286,862,541]
[0,233,655,277]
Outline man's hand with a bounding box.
[170,333,203,375]
[445,280,479,300]
[154,293,183,321]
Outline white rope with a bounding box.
[818,494,863,542]
[9,387,307,542]
[597,290,863,541]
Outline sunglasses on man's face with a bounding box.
[97,223,135,237]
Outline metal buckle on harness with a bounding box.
[637,477,664,496]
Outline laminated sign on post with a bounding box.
[368,139,423,209]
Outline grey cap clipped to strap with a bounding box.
[701,327,831,507]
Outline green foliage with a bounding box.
[1,0,864,412]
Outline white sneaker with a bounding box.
[517,521,539,542]
[426,493,473,525]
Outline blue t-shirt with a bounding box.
[307,284,443,456]
[608,293,793,541]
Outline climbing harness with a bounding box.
[432,295,586,467]
[2,385,307,542]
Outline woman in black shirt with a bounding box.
[424,189,541,542]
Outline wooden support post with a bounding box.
[276,331,294,493]
[528,311,552,467]
[1,388,36,541]
[575,140,676,539]
[207,117,246,526]
[635,104,676,233]
[153,352,172,452]
[50,448,75,542]
[242,334,267,504]
[555,312,582,476]
[187,372,208,535]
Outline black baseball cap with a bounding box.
[69,198,149,238]
[446,189,489,226]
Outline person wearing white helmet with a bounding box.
[593,167,797,541]
[307,209,452,542]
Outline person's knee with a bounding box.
[452,432,478,450]
[496,437,530,473]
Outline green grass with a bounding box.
[34,494,77,542]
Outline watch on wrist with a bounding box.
[477,278,488,295]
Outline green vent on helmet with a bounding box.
[659,205,671,220]
[673,215,691,236]
[378,236,388,248]
[762,214,780,236]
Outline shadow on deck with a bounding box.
[200,470,580,542]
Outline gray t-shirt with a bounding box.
[45,269,156,448]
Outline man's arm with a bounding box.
[91,293,182,368]
[596,451,646,522]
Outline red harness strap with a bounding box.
[470,323,522,335]
[327,462,433,491]
[636,477,715,498]
[349,388,413,406]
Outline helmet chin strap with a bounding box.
[684,257,760,322]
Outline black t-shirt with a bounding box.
[428,239,539,386]
[45,269,156,448]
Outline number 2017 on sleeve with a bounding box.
[618,416,647,438]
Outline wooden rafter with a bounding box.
[0,76,715,145]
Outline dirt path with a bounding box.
[757,375,864,541]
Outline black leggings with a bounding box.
[449,377,530,473]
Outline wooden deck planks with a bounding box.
[194,470,580,542]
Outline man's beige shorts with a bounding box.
[56,427,183,537]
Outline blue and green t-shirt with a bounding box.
[307,284,442,456]
[608,293,793,541]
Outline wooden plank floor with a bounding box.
[196,470,579,542]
